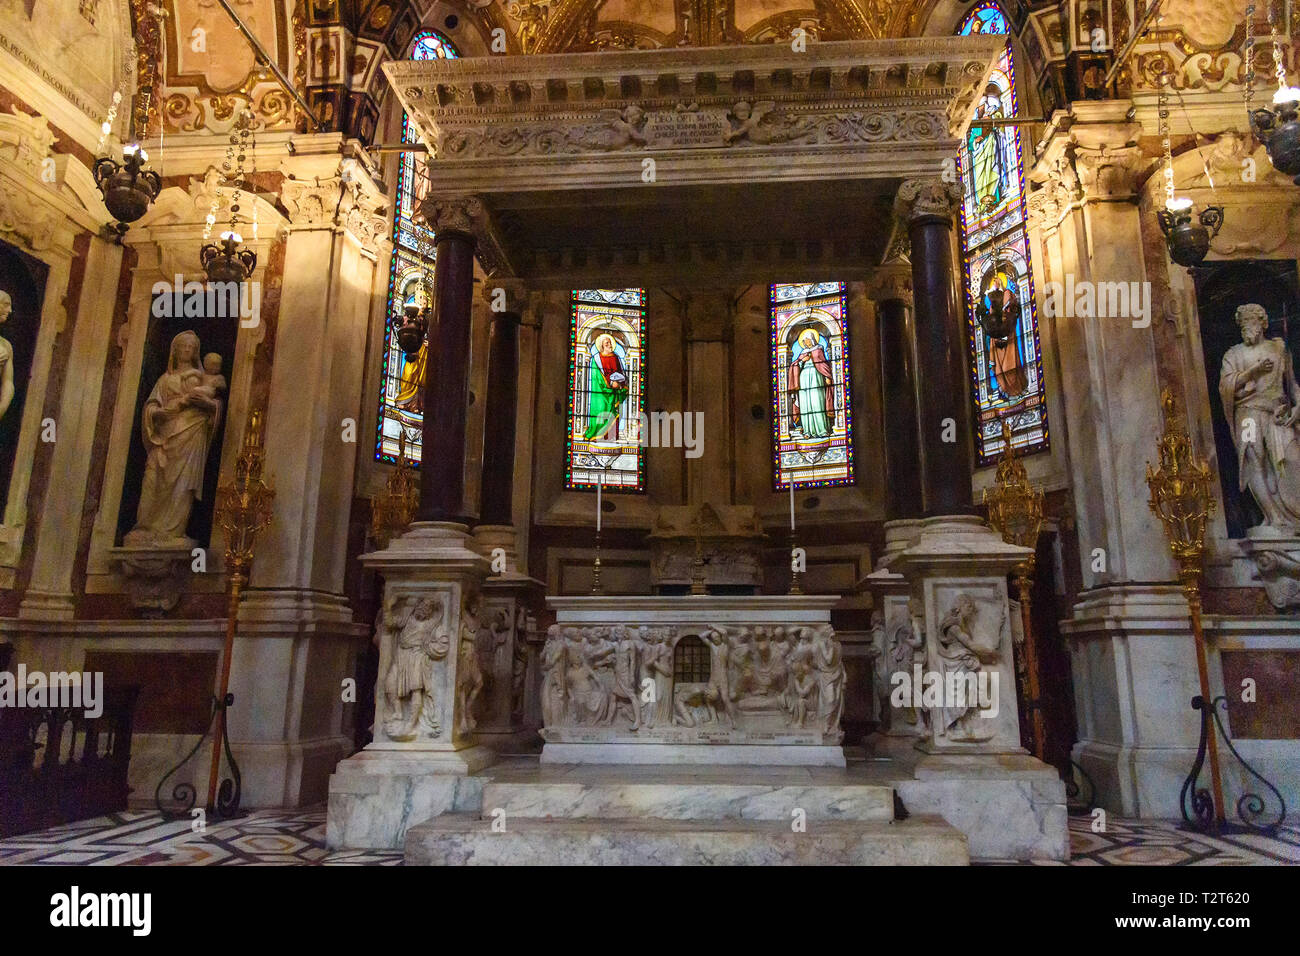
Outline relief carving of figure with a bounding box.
[933,594,1002,742]
[510,608,529,722]
[724,101,814,145]
[382,596,450,741]
[610,625,642,730]
[812,625,845,735]
[126,331,225,547]
[566,628,613,725]
[703,626,736,727]
[733,626,789,712]
[455,594,485,737]
[1218,303,1300,528]
[0,291,14,422]
[574,105,647,151]
[541,625,567,727]
[639,628,674,728]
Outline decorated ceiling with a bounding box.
[5,0,1279,146]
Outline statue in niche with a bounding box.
[382,595,450,741]
[812,625,845,734]
[541,625,568,727]
[0,291,14,423]
[933,594,1002,742]
[125,331,224,548]
[455,594,485,737]
[1218,303,1300,528]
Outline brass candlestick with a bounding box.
[371,433,419,548]
[788,528,803,595]
[1145,389,1225,827]
[983,420,1046,760]
[207,409,275,814]
[591,529,603,594]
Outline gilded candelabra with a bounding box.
[1146,389,1285,833]
[983,420,1046,760]
[371,434,418,548]
[157,410,274,819]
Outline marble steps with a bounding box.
[405,813,969,865]
[480,777,896,822]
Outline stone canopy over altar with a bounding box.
[2,0,1299,867]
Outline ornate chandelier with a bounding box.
[93,8,165,236]
[1154,64,1224,267]
[1246,2,1300,184]
[201,110,257,283]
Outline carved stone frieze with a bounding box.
[539,622,845,744]
[429,103,951,159]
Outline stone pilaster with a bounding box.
[230,134,387,806]
[684,289,734,507]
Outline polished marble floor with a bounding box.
[0,809,1296,865]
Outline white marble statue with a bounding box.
[1219,303,1300,528]
[0,290,14,423]
[382,596,451,741]
[125,331,224,547]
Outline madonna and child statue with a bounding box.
[124,330,227,548]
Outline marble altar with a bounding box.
[541,595,845,765]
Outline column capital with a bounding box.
[421,195,485,238]
[1070,142,1145,202]
[866,268,913,308]
[894,179,962,225]
[480,279,530,316]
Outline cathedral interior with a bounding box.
[0,0,1298,869]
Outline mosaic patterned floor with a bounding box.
[0,810,1296,865]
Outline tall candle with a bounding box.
[789,480,795,531]
[596,474,602,532]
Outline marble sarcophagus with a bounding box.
[541,595,845,765]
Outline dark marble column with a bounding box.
[895,179,973,516]
[868,270,922,519]
[478,284,525,527]
[417,197,481,523]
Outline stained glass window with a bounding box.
[770,282,855,489]
[957,4,1049,464]
[374,31,458,465]
[565,289,647,491]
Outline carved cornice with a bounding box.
[383,38,1002,201]
[894,178,961,224]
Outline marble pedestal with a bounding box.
[326,522,496,849]
[472,525,546,752]
[892,516,1031,754]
